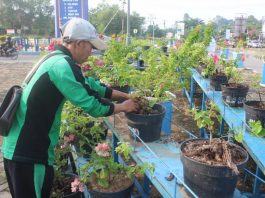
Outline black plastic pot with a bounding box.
[63,191,83,198]
[161,46,168,53]
[143,45,150,50]
[221,83,249,107]
[244,101,265,127]
[180,139,248,198]
[111,85,130,94]
[210,74,228,91]
[125,104,165,142]
[89,182,134,198]
[137,59,145,67]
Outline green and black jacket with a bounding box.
[2,46,114,165]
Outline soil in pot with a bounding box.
[244,101,265,127]
[89,172,134,198]
[210,73,228,91]
[221,83,249,107]
[180,138,249,198]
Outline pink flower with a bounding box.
[95,143,111,157]
[71,177,84,193]
[95,59,104,66]
[82,64,92,72]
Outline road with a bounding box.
[242,53,264,73]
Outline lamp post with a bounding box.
[126,0,131,45]
[148,15,155,44]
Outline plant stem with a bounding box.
[210,132,212,144]
[258,91,262,102]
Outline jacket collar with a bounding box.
[56,45,73,59]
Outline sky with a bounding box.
[89,0,265,28]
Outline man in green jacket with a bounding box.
[2,17,138,198]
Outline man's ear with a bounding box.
[74,40,81,48]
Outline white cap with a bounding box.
[60,18,107,50]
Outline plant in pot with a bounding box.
[125,50,181,142]
[209,58,235,91]
[199,56,216,78]
[244,56,265,127]
[51,141,84,198]
[80,142,154,198]
[61,102,108,158]
[99,40,141,93]
[125,94,165,142]
[221,65,249,107]
[182,102,249,198]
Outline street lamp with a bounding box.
[126,0,131,45]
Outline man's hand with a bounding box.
[122,99,139,112]
[113,99,139,114]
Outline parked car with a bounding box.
[247,40,262,48]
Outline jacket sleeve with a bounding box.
[48,58,114,117]
[85,77,112,99]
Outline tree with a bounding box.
[183,13,204,37]
[0,0,54,36]
[89,2,144,36]
[144,24,166,38]
[246,15,261,40]
[212,15,233,39]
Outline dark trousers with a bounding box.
[3,158,54,198]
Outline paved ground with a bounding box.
[0,50,263,197]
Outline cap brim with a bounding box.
[90,38,107,50]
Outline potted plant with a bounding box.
[51,142,84,198]
[99,40,141,93]
[125,49,181,141]
[221,65,249,107]
[125,95,165,142]
[181,102,249,197]
[244,56,265,127]
[81,142,154,198]
[198,56,216,78]
[209,58,234,91]
[61,102,108,158]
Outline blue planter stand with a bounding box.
[160,100,173,135]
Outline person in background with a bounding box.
[2,17,138,198]
[1,37,13,54]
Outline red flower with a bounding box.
[213,54,219,63]
[95,59,104,66]
[82,64,91,72]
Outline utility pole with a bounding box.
[120,0,126,35]
[148,15,155,44]
[126,0,131,45]
[152,21,155,44]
